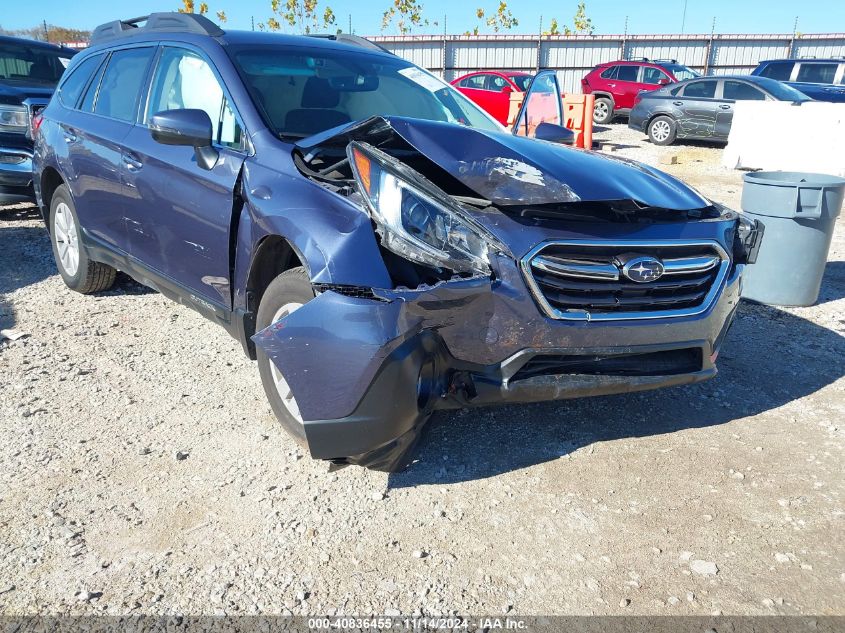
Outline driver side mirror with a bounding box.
[150,108,219,170]
[534,122,575,145]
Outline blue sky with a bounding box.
[1,0,840,36]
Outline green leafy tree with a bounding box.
[0,23,90,43]
[178,0,227,23]
[545,3,594,36]
[261,0,336,34]
[543,18,560,35]
[381,0,428,34]
[473,2,518,33]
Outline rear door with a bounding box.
[61,45,156,253]
[675,78,720,138]
[791,62,845,102]
[121,44,247,309]
[455,73,503,122]
[609,64,641,109]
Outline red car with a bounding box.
[451,71,534,125]
[581,59,700,124]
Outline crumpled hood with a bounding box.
[297,116,709,211]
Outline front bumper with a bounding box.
[254,245,743,471]
[0,147,35,204]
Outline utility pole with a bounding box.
[620,16,628,60]
[43,19,49,42]
[348,14,352,34]
[251,16,255,31]
[681,0,688,34]
[536,16,543,72]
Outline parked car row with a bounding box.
[452,56,842,146]
[8,13,763,470]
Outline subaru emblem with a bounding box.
[622,256,665,283]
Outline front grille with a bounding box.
[522,240,729,321]
[512,348,703,381]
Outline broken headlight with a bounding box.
[347,141,505,275]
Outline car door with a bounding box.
[121,44,247,310]
[609,64,641,109]
[791,62,845,102]
[512,70,563,138]
[674,78,720,138]
[719,80,767,139]
[61,46,156,253]
[485,73,516,125]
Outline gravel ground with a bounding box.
[1,124,843,616]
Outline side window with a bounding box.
[57,54,103,109]
[641,67,669,85]
[146,47,244,150]
[462,74,488,90]
[80,60,107,113]
[683,80,717,98]
[723,81,766,101]
[600,66,617,79]
[795,63,837,84]
[489,75,508,91]
[669,85,683,96]
[616,66,639,82]
[94,47,155,122]
[759,61,793,81]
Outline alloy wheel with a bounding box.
[651,119,672,142]
[270,302,304,422]
[53,202,80,277]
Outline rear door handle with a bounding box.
[672,101,684,106]
[122,152,143,172]
[62,127,79,143]
[719,104,732,110]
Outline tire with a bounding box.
[49,184,116,294]
[256,266,315,445]
[648,115,677,146]
[592,97,614,124]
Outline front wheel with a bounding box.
[256,267,315,445]
[648,115,677,146]
[49,184,116,294]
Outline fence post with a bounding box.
[441,15,448,79]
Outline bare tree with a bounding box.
[381,0,429,34]
[467,2,518,35]
[260,0,336,34]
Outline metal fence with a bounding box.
[369,32,845,93]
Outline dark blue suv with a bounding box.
[34,13,762,470]
[752,58,845,102]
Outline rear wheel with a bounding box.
[648,115,677,145]
[593,97,614,124]
[49,185,116,294]
[256,267,315,445]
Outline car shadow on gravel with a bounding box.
[390,299,845,487]
[816,260,845,305]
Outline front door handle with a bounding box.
[719,104,732,110]
[122,152,143,172]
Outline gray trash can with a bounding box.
[740,171,845,307]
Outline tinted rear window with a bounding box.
[796,63,838,84]
[600,66,617,79]
[723,80,766,101]
[759,61,793,81]
[58,54,103,108]
[0,42,71,86]
[94,47,155,122]
[616,66,639,82]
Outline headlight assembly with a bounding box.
[347,141,506,275]
[0,105,29,134]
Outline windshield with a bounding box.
[759,78,812,102]
[658,63,700,81]
[508,74,532,91]
[0,43,71,85]
[228,45,503,139]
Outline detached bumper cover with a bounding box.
[253,254,742,471]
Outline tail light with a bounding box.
[31,113,44,137]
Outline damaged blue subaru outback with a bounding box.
[34,13,762,470]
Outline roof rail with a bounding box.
[627,56,650,62]
[653,58,678,64]
[90,12,224,44]
[306,33,393,55]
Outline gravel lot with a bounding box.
[1,124,843,616]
